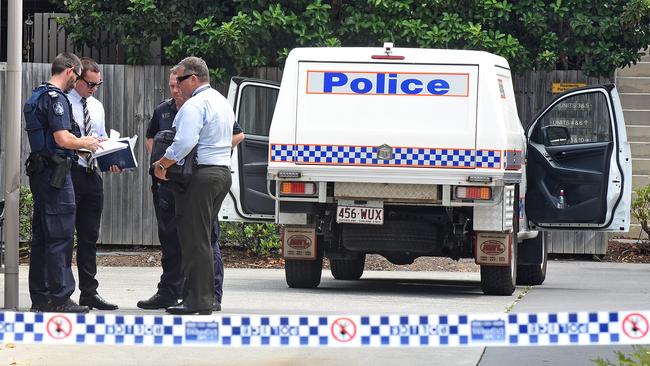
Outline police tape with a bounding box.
[0,310,648,347]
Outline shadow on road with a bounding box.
[316,277,485,297]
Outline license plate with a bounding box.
[336,205,384,225]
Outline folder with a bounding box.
[94,134,139,172]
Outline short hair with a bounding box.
[169,65,179,76]
[176,56,209,83]
[51,52,81,76]
[80,57,100,78]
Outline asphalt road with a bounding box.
[0,260,648,365]
[480,260,650,366]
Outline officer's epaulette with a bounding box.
[47,91,59,98]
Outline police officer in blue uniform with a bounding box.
[137,68,244,312]
[24,53,101,313]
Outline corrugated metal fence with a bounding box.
[1,64,613,253]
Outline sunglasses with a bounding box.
[81,77,103,89]
[176,73,196,83]
[71,68,81,80]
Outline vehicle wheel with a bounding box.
[480,190,518,296]
[285,256,323,288]
[330,254,366,280]
[516,233,547,286]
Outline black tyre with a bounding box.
[330,254,366,280]
[285,256,323,288]
[516,233,547,286]
[480,189,518,296]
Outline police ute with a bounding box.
[222,44,631,295]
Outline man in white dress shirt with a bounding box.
[67,57,118,310]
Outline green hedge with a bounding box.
[19,186,33,243]
[220,222,281,256]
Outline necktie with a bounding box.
[81,97,92,137]
[81,97,96,171]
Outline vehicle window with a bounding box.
[237,84,279,137]
[536,91,611,146]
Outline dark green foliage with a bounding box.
[220,222,281,256]
[19,186,33,244]
[60,0,650,78]
[592,345,650,366]
[632,185,650,235]
[56,0,231,64]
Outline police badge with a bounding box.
[53,102,65,116]
[376,144,393,160]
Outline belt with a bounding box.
[73,163,97,174]
[197,165,228,169]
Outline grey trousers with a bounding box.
[175,166,231,309]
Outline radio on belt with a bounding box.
[221,43,632,297]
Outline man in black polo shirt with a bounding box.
[138,68,244,311]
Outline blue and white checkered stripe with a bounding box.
[1,311,647,347]
[475,150,501,169]
[270,144,295,162]
[271,144,501,168]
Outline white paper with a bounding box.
[92,139,128,158]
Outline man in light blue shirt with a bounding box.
[152,56,233,315]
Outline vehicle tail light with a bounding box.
[455,186,492,200]
[280,181,317,196]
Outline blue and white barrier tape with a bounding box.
[0,310,648,347]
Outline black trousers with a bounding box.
[71,164,103,297]
[151,182,183,299]
[175,166,231,309]
[152,181,225,301]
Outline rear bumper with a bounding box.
[268,164,521,185]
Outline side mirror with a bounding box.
[542,125,571,146]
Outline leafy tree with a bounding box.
[163,0,650,80]
[55,0,231,64]
[59,1,650,78]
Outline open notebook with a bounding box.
[88,130,139,171]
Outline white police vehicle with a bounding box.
[221,45,631,295]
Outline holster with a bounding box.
[49,155,72,189]
[25,153,46,177]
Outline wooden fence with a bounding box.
[512,70,612,126]
[0,64,613,252]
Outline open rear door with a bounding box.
[220,78,279,222]
[525,84,631,231]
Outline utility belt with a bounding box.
[25,153,73,189]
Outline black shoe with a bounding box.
[51,298,89,313]
[166,304,212,315]
[30,301,52,312]
[79,294,118,310]
[213,299,221,312]
[137,293,179,310]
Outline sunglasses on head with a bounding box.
[81,77,103,89]
[176,73,196,83]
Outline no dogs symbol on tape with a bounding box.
[331,317,357,342]
[622,313,649,339]
[47,315,72,339]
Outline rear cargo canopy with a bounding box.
[293,62,480,168]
